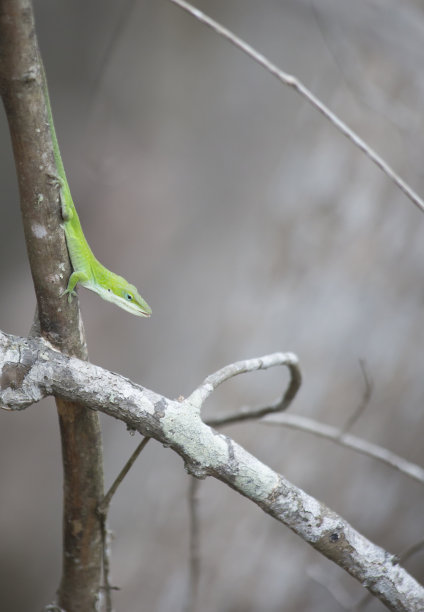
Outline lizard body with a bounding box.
[42,66,151,317]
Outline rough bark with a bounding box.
[0,2,104,609]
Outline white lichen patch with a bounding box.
[346,524,386,563]
[300,495,322,520]
[233,447,280,502]
[46,273,63,284]
[162,401,229,468]
[185,385,213,412]
[32,223,48,239]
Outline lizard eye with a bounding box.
[125,293,133,301]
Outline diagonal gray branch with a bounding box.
[1,330,423,612]
[168,0,424,215]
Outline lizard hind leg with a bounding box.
[46,173,73,221]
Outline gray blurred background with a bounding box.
[1,1,424,610]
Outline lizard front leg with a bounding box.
[62,270,89,303]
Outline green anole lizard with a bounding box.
[42,66,152,317]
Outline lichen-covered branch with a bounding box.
[1,330,423,612]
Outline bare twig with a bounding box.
[399,536,424,565]
[99,436,151,515]
[90,0,137,103]
[186,352,301,427]
[98,436,151,610]
[100,521,114,612]
[261,413,424,485]
[168,0,424,214]
[341,360,373,434]
[307,563,356,610]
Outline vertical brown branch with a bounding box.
[56,399,104,610]
[186,478,201,612]
[0,1,104,610]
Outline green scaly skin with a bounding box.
[42,65,151,318]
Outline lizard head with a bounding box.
[103,276,152,317]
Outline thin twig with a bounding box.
[99,436,151,516]
[399,536,424,565]
[350,591,373,611]
[307,564,356,610]
[341,359,373,434]
[185,352,301,427]
[261,414,424,485]
[100,520,114,612]
[98,436,150,610]
[90,0,138,103]
[168,0,424,214]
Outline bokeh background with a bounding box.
[1,1,424,610]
